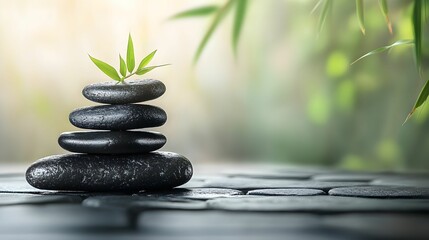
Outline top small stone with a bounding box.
[82,79,166,104]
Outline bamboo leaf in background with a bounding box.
[170,5,219,19]
[311,0,323,15]
[233,0,247,53]
[378,0,393,34]
[89,55,121,81]
[351,39,414,65]
[137,50,157,71]
[356,0,365,35]
[318,0,332,34]
[194,0,234,63]
[119,54,126,77]
[127,34,135,73]
[405,79,429,123]
[136,64,171,75]
[413,0,422,74]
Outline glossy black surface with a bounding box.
[26,152,192,192]
[69,104,167,130]
[82,79,166,104]
[58,131,166,154]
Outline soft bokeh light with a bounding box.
[0,0,428,170]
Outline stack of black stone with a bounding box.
[26,79,193,192]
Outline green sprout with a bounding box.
[89,34,169,83]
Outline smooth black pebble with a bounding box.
[82,79,166,104]
[26,152,193,192]
[58,131,166,154]
[69,104,167,130]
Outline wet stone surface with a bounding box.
[140,188,244,200]
[247,188,325,196]
[0,193,80,206]
[207,195,429,212]
[69,104,167,130]
[329,186,429,198]
[58,131,166,154]
[2,167,429,238]
[83,195,208,211]
[311,173,380,182]
[26,152,193,192]
[82,79,166,104]
[202,177,367,191]
[223,170,312,180]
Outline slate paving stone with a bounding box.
[328,186,429,198]
[0,178,133,197]
[371,177,429,188]
[82,79,166,104]
[312,174,380,182]
[179,178,207,188]
[58,131,166,154]
[138,211,366,240]
[0,173,24,178]
[140,188,243,200]
[0,179,49,194]
[322,214,429,240]
[222,170,312,180]
[69,104,167,130]
[26,152,192,192]
[207,195,429,212]
[0,193,80,206]
[83,195,207,211]
[247,189,325,196]
[0,204,129,234]
[202,177,367,191]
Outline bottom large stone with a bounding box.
[25,151,193,192]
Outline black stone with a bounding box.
[26,151,193,192]
[247,189,325,196]
[82,79,166,104]
[69,104,167,130]
[58,131,166,154]
[328,186,429,198]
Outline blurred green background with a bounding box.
[0,0,428,170]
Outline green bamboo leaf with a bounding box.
[127,34,135,73]
[311,0,323,15]
[351,39,414,65]
[137,50,157,71]
[194,0,234,63]
[232,0,247,53]
[136,64,170,75]
[119,54,126,77]
[89,55,121,81]
[413,0,422,74]
[318,0,332,34]
[378,0,392,33]
[405,79,429,123]
[170,5,219,19]
[356,0,365,35]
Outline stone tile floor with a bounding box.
[1,164,429,239]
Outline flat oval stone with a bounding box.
[69,104,167,130]
[329,186,429,198]
[247,189,325,196]
[82,79,166,104]
[26,151,192,192]
[58,131,166,154]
